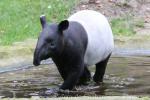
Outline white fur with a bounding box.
[68,10,114,66]
[40,14,45,18]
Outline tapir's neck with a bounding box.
[52,21,88,66]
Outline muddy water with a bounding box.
[0,49,150,98]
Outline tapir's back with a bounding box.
[68,10,114,66]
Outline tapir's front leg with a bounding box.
[60,62,84,90]
[57,66,68,81]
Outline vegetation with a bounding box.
[111,17,135,36]
[0,0,145,45]
[111,17,144,36]
[0,0,77,45]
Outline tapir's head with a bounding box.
[33,15,69,66]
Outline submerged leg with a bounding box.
[93,54,111,83]
[77,66,91,85]
[60,60,84,90]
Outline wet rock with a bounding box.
[0,96,4,98]
[45,88,58,95]
[29,92,39,96]
[126,78,135,82]
[112,85,124,88]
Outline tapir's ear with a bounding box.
[58,20,69,31]
[40,15,47,28]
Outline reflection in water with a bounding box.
[0,49,150,98]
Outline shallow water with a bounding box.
[0,49,150,98]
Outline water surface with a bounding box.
[0,49,150,98]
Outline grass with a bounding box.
[0,0,145,45]
[111,17,135,36]
[111,17,145,36]
[0,0,78,45]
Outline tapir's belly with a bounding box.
[68,10,114,66]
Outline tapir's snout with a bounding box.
[33,47,50,66]
[33,58,40,66]
[33,49,41,66]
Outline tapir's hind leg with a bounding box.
[77,66,91,85]
[93,54,111,83]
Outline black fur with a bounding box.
[40,16,47,28]
[34,20,88,90]
[58,20,69,32]
[52,21,88,90]
[93,54,111,83]
[77,66,91,85]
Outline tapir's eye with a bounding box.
[45,38,56,48]
[48,41,56,49]
[50,42,55,46]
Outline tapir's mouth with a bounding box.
[33,58,40,66]
[33,49,43,66]
[33,48,51,66]
[33,55,50,66]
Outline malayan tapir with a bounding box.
[33,10,114,90]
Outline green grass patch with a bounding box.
[111,16,145,36]
[111,17,136,36]
[0,0,78,45]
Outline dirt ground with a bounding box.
[73,0,150,35]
